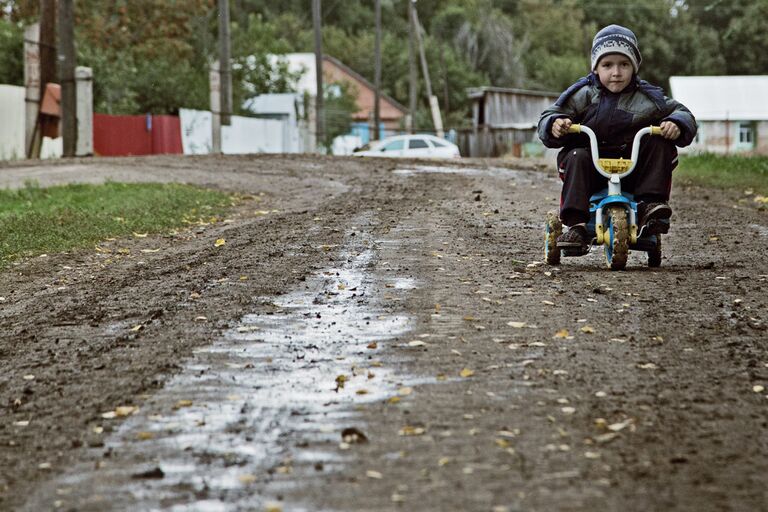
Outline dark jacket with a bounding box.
[538,73,697,153]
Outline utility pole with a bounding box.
[411,2,444,138]
[312,0,324,151]
[27,0,57,158]
[58,0,76,157]
[218,0,232,126]
[373,0,381,141]
[407,0,417,134]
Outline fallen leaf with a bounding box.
[238,474,257,484]
[136,431,154,441]
[174,400,193,409]
[341,427,368,444]
[637,363,658,370]
[580,325,595,334]
[116,406,138,417]
[22,374,35,381]
[335,375,348,389]
[542,300,555,306]
[214,238,226,247]
[507,321,527,328]
[133,232,148,238]
[554,329,570,339]
[398,387,413,396]
[337,283,346,290]
[608,419,633,432]
[407,340,427,347]
[366,470,383,479]
[561,407,576,415]
[753,385,765,393]
[367,342,378,349]
[398,425,426,436]
[459,368,475,378]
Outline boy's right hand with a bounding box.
[551,118,572,138]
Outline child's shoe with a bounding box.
[638,202,671,235]
[557,225,589,255]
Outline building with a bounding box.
[461,86,558,157]
[669,76,768,155]
[275,53,408,145]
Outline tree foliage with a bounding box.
[1,0,766,125]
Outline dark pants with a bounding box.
[557,137,678,226]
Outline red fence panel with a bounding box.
[93,114,182,156]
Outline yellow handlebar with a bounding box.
[567,123,582,134]
[650,125,662,135]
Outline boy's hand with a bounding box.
[551,118,572,138]
[660,121,681,140]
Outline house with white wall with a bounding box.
[669,76,768,155]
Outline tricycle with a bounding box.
[544,124,668,270]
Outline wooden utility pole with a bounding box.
[59,0,76,157]
[27,0,57,158]
[218,0,232,126]
[411,3,444,138]
[312,0,324,150]
[407,0,417,133]
[373,0,381,141]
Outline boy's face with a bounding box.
[595,54,633,93]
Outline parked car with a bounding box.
[352,134,460,159]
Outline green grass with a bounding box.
[675,153,768,195]
[0,181,234,267]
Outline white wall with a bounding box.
[0,85,26,160]
[179,108,290,155]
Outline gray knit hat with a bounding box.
[591,24,641,73]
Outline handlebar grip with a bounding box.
[567,123,581,134]
[650,125,662,135]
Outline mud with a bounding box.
[1,154,766,511]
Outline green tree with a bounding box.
[0,17,23,85]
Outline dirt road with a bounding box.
[1,154,766,511]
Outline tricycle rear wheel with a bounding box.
[544,210,563,265]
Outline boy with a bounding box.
[538,24,697,253]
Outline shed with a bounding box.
[461,86,558,157]
[669,75,768,155]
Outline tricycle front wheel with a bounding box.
[604,206,629,271]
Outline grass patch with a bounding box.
[675,153,768,195]
[0,181,234,267]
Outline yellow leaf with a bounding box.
[115,406,138,417]
[130,324,143,332]
[337,283,346,290]
[495,438,511,448]
[398,425,426,436]
[238,474,257,485]
[133,232,148,238]
[459,368,475,378]
[356,389,369,395]
[387,396,401,404]
[136,431,154,441]
[398,386,413,396]
[366,470,383,479]
[752,385,765,393]
[214,238,226,247]
[580,325,595,334]
[175,399,193,409]
[554,329,570,339]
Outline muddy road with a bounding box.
[1,154,766,512]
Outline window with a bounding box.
[381,139,404,151]
[408,138,430,149]
[430,139,447,147]
[739,122,755,145]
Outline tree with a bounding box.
[0,17,23,85]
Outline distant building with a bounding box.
[669,76,768,155]
[274,53,408,145]
[461,86,558,158]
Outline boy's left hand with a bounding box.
[660,121,681,140]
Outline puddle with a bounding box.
[23,219,418,511]
[392,165,529,179]
[749,223,768,237]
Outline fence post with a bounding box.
[75,66,93,156]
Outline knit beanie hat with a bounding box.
[590,24,641,73]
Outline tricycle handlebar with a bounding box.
[565,124,661,179]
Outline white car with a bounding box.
[352,134,460,159]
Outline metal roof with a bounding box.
[467,86,559,99]
[669,75,768,121]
